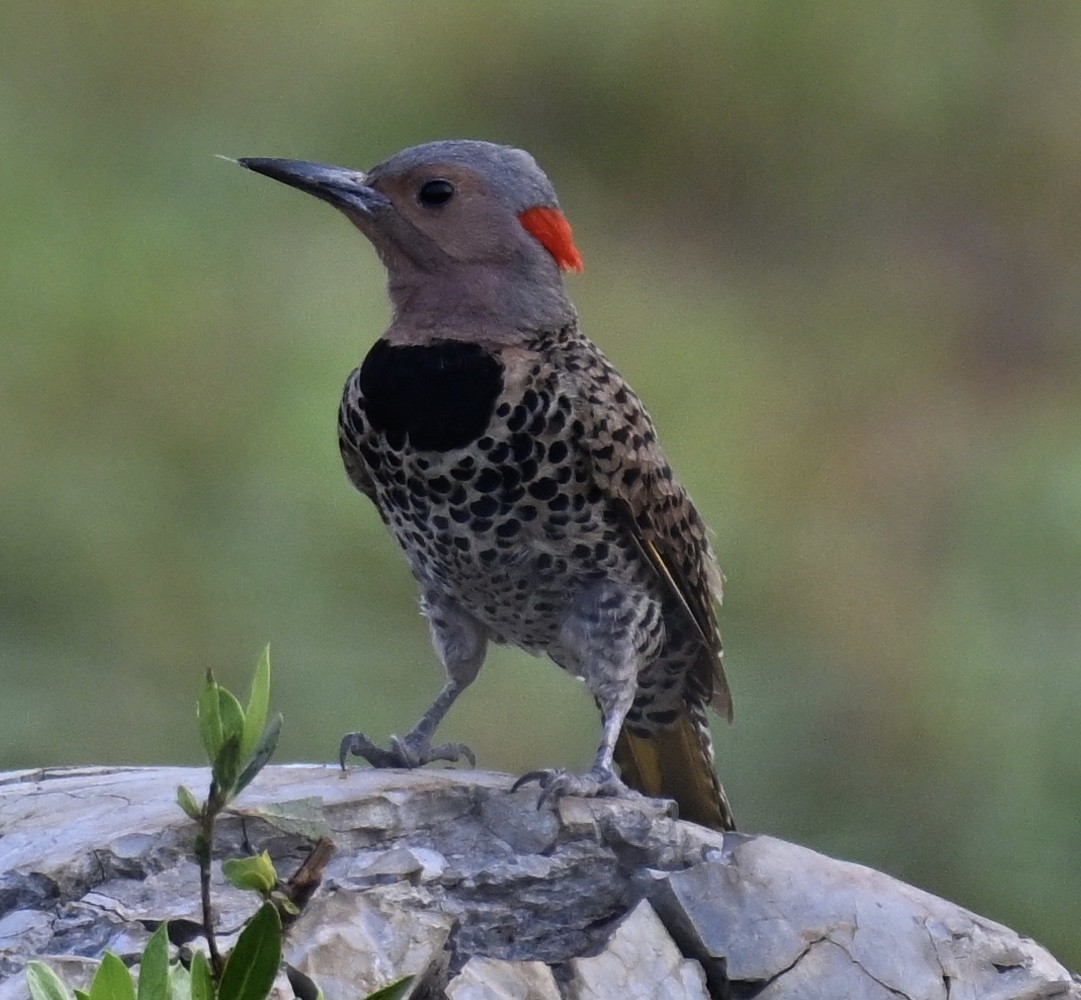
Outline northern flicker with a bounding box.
[238,141,735,830]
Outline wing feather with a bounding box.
[568,355,732,720]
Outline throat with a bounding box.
[387,263,576,342]
[359,339,504,452]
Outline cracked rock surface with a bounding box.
[1,765,1077,999]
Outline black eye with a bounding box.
[418,179,455,206]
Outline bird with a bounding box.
[237,141,735,831]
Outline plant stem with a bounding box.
[199,784,224,977]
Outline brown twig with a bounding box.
[281,836,336,928]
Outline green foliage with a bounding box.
[27,962,76,1000]
[363,979,414,1000]
[77,954,135,1000]
[198,678,244,772]
[184,652,289,987]
[176,785,202,821]
[29,960,175,1000]
[29,653,297,1000]
[188,954,214,1000]
[26,923,277,1000]
[136,926,170,1000]
[192,661,282,812]
[240,646,272,762]
[235,713,283,797]
[217,905,282,1000]
[222,852,277,896]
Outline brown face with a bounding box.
[366,162,540,267]
[238,141,581,333]
[239,141,580,277]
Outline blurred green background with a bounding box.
[3,1,1079,966]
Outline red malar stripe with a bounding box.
[518,206,584,273]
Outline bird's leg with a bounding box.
[514,581,646,804]
[340,593,487,770]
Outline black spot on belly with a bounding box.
[470,496,499,518]
[358,339,503,452]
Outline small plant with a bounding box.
[177,646,284,974]
[29,649,287,1000]
[27,647,411,1000]
[27,923,210,1000]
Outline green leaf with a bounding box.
[88,954,136,1000]
[241,646,271,761]
[74,992,91,1000]
[26,962,76,1000]
[231,797,328,840]
[176,785,202,820]
[364,977,414,1000]
[197,670,224,762]
[234,713,282,795]
[136,924,170,1000]
[217,687,245,747]
[189,953,213,1000]
[282,966,320,1000]
[212,732,243,797]
[167,964,192,1000]
[218,903,282,1000]
[222,852,277,895]
[198,671,245,763]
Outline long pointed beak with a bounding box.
[235,157,391,217]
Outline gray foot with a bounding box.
[338,731,476,770]
[511,765,642,810]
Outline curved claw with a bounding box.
[339,731,403,769]
[511,768,563,793]
[512,766,637,810]
[339,731,477,771]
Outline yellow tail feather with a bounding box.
[614,714,735,832]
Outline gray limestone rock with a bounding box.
[285,886,453,998]
[652,834,1077,999]
[1,765,1077,1000]
[567,900,708,1000]
[445,956,562,999]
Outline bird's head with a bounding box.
[237,140,583,339]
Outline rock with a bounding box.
[567,900,708,999]
[1,765,1077,1000]
[654,834,1079,999]
[445,956,562,999]
[284,887,453,998]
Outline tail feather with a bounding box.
[614,709,735,832]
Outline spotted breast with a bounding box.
[339,326,653,651]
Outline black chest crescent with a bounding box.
[358,339,505,452]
